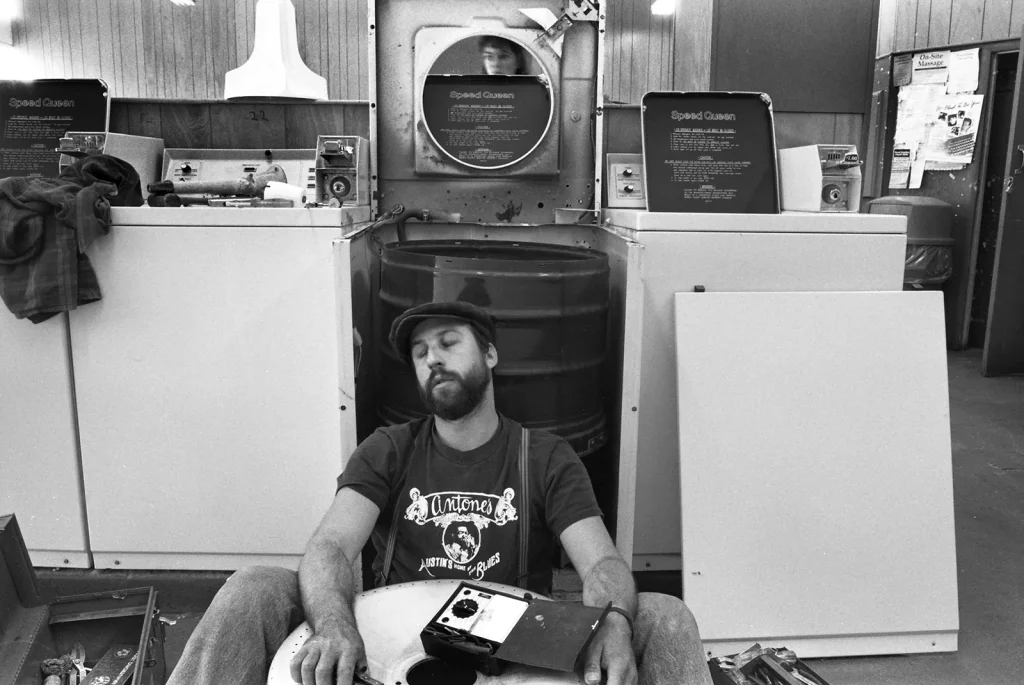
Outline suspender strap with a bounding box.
[377,490,404,588]
[517,426,531,589]
[378,473,405,585]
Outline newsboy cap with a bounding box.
[389,300,496,364]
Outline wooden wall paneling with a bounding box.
[159,103,212,149]
[199,0,217,99]
[877,0,897,56]
[1011,2,1024,37]
[949,0,985,45]
[125,103,163,140]
[154,0,175,97]
[652,15,673,92]
[113,0,141,98]
[141,0,159,99]
[328,0,344,100]
[915,0,933,49]
[37,0,60,77]
[605,0,674,103]
[31,0,50,76]
[773,113,839,150]
[235,0,254,80]
[109,100,130,135]
[183,2,206,98]
[629,2,651,101]
[31,2,50,75]
[982,0,1014,42]
[131,0,147,97]
[284,105,346,149]
[344,103,371,139]
[18,0,40,75]
[294,0,315,91]
[603,106,643,154]
[894,0,919,53]
[929,0,953,47]
[309,0,326,97]
[56,0,73,77]
[674,0,712,90]
[207,0,232,100]
[209,104,287,149]
[356,0,369,101]
[79,0,103,84]
[94,0,118,95]
[605,0,623,102]
[320,1,331,97]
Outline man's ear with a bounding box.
[485,343,498,369]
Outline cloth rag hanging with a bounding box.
[0,154,144,323]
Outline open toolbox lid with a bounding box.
[1,514,166,685]
[369,0,605,225]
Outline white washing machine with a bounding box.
[66,204,371,570]
[603,209,958,657]
[604,209,909,570]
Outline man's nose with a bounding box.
[424,347,444,368]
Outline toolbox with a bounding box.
[1,514,166,685]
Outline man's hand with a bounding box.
[290,623,367,685]
[583,612,637,685]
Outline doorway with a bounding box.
[968,51,1018,349]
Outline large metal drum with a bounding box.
[378,240,609,456]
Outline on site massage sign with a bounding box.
[0,79,108,178]
[641,92,780,213]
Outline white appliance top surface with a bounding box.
[603,209,907,234]
[111,206,372,228]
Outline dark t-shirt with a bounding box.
[336,415,602,594]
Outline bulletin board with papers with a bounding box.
[890,48,984,189]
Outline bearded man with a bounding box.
[166,300,713,685]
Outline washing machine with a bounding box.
[604,208,958,657]
[65,148,373,570]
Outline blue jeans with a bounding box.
[167,566,713,685]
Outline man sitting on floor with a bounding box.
[167,300,713,685]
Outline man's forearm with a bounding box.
[582,555,638,619]
[298,537,360,634]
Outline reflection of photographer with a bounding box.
[478,35,526,75]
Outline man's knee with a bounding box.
[213,565,300,613]
[637,592,704,643]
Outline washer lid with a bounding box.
[602,209,907,234]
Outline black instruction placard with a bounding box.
[422,75,551,169]
[1,79,108,179]
[641,92,779,213]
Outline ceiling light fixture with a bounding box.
[651,0,675,16]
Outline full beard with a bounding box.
[418,362,491,421]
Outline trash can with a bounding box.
[866,196,954,288]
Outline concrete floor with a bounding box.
[35,350,1024,684]
[805,349,1024,685]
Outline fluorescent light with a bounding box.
[0,0,19,21]
[0,46,43,78]
[651,0,675,15]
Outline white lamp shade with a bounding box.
[224,0,328,100]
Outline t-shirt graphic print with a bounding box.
[404,486,518,581]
